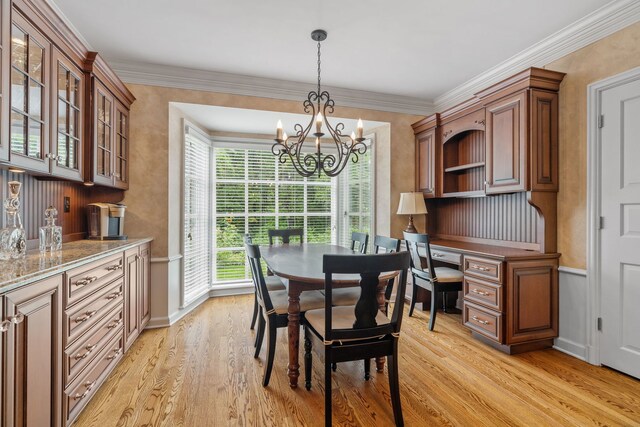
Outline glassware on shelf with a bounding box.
[39,205,62,253]
[0,181,27,260]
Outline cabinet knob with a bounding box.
[9,313,24,324]
[0,320,10,333]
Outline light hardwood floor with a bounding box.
[74,295,640,426]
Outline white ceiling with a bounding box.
[173,103,386,135]
[53,0,611,100]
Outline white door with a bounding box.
[600,78,640,379]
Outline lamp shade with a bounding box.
[396,192,428,215]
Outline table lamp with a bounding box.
[396,192,428,233]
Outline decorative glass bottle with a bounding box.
[39,206,62,253]
[0,181,27,260]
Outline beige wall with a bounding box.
[124,86,422,258]
[546,21,640,269]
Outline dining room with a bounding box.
[2,0,640,426]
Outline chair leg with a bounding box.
[250,293,258,330]
[364,358,371,381]
[262,317,277,387]
[331,363,337,372]
[408,280,418,317]
[387,346,404,427]
[304,330,312,391]
[428,289,438,331]
[254,313,265,357]
[325,353,332,427]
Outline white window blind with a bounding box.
[183,124,212,305]
[339,138,374,251]
[213,144,337,283]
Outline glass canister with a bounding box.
[39,206,62,253]
[0,181,27,260]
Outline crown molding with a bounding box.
[434,0,640,112]
[110,60,434,116]
[45,0,94,51]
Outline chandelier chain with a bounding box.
[317,41,321,96]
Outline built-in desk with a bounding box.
[417,239,559,354]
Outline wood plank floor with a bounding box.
[74,295,640,426]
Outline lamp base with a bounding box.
[403,215,418,234]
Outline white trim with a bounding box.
[434,0,640,111]
[557,266,587,276]
[586,65,640,366]
[110,60,434,116]
[44,0,95,50]
[209,283,254,298]
[553,339,587,361]
[150,254,183,263]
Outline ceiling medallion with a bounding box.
[273,29,366,178]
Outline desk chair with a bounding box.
[303,251,410,426]
[403,232,463,331]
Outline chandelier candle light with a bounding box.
[273,29,366,178]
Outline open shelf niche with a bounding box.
[442,129,486,197]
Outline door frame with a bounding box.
[586,65,640,366]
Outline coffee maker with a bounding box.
[87,203,127,240]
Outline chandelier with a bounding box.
[272,29,367,178]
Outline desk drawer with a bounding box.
[463,255,503,282]
[66,253,124,308]
[464,276,503,312]
[65,278,123,346]
[463,301,503,343]
[65,333,123,424]
[64,305,123,387]
[430,249,461,265]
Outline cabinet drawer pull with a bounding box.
[105,291,123,301]
[471,315,490,325]
[74,310,97,324]
[471,288,490,296]
[74,275,98,287]
[73,381,96,400]
[0,320,11,332]
[107,319,123,329]
[74,344,96,360]
[106,347,122,360]
[106,264,122,272]
[432,253,444,258]
[469,264,490,272]
[9,313,25,324]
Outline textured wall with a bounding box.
[123,84,422,258]
[546,21,640,269]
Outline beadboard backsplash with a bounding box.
[0,170,124,247]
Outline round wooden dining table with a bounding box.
[259,243,398,389]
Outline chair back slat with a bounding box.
[350,231,369,254]
[403,232,436,281]
[373,235,401,254]
[268,228,303,245]
[322,252,410,342]
[245,243,275,314]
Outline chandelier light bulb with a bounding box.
[351,131,356,140]
[283,131,288,141]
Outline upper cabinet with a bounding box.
[412,67,564,198]
[0,0,134,187]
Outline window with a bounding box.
[213,144,335,283]
[183,124,212,305]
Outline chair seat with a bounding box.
[265,276,286,291]
[434,267,463,283]
[323,288,361,306]
[269,290,325,314]
[305,305,390,341]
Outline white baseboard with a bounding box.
[209,284,253,297]
[553,338,587,361]
[145,316,172,329]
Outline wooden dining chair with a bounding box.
[350,231,369,254]
[303,251,410,427]
[245,243,326,387]
[403,232,463,331]
[268,228,304,245]
[244,234,286,331]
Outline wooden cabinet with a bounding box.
[51,48,84,181]
[416,129,437,197]
[92,79,115,186]
[139,243,151,330]
[124,247,139,351]
[2,274,62,427]
[114,101,130,189]
[0,0,9,162]
[9,11,51,173]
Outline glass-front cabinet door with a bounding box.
[9,13,50,172]
[51,48,83,181]
[114,101,129,189]
[93,79,114,186]
[0,0,10,162]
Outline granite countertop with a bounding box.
[0,238,153,294]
